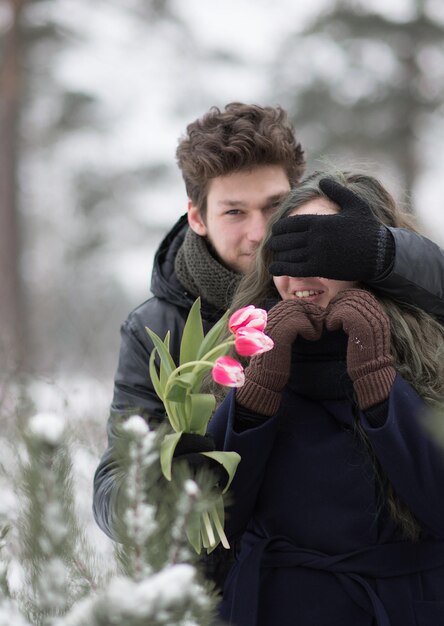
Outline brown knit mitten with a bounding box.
[325,288,396,410]
[236,299,325,416]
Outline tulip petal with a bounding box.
[212,356,245,387]
[229,305,268,334]
[234,328,274,357]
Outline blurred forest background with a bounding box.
[2,0,444,405]
[1,0,444,604]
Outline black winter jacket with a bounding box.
[93,215,224,538]
[109,214,223,423]
[93,216,444,538]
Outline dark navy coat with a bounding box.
[208,375,444,626]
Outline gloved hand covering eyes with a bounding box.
[267,178,395,282]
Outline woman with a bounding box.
[208,173,444,626]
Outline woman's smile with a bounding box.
[293,289,324,300]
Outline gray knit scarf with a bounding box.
[174,227,241,311]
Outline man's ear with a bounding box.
[187,201,207,236]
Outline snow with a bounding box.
[26,377,111,422]
[36,557,71,610]
[54,565,209,626]
[105,565,205,617]
[43,503,69,546]
[184,479,199,497]
[0,604,31,626]
[124,504,157,546]
[27,412,66,446]
[52,595,97,626]
[122,414,149,437]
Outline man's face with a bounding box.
[188,165,290,274]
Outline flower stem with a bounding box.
[210,504,230,549]
[199,340,235,362]
[202,510,216,548]
[163,339,235,396]
[163,360,215,401]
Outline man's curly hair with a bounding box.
[176,102,305,216]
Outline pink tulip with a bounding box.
[228,305,267,334]
[212,356,245,387]
[234,328,274,357]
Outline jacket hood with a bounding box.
[150,214,221,320]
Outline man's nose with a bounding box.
[248,213,268,244]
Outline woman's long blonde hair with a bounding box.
[230,170,444,539]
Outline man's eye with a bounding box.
[274,197,287,206]
[226,209,241,216]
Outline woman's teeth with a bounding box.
[294,290,322,298]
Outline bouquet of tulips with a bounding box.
[145,298,273,553]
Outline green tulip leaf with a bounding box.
[160,332,172,390]
[148,348,164,399]
[215,492,225,521]
[186,393,216,434]
[165,372,195,402]
[163,400,185,434]
[196,310,230,360]
[186,509,202,554]
[160,431,183,481]
[202,451,241,493]
[164,387,187,404]
[210,498,229,549]
[180,298,204,366]
[145,327,176,377]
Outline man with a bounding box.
[93,102,444,540]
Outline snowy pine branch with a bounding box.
[0,411,217,626]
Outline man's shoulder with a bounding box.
[126,294,189,323]
[123,294,189,342]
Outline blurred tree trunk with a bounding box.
[0,0,25,368]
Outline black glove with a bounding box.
[173,433,228,489]
[267,178,395,281]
